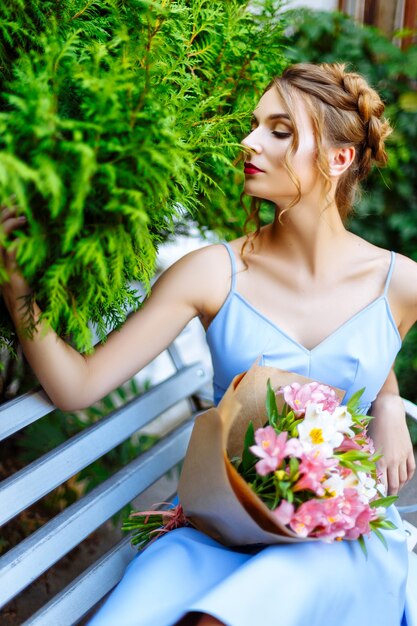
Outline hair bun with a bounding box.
[340,70,391,175]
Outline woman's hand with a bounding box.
[0,202,32,303]
[370,372,416,496]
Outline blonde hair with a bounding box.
[241,62,392,257]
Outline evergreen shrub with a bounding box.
[0,0,287,354]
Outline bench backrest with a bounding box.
[0,342,211,624]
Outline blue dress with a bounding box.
[89,242,417,626]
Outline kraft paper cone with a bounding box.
[178,361,345,547]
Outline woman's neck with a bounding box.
[264,197,350,277]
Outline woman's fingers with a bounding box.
[386,465,399,496]
[1,202,26,238]
[1,206,24,221]
[2,216,26,236]
[0,203,27,274]
[385,450,416,496]
[1,206,18,220]
[399,461,409,488]
[407,451,416,480]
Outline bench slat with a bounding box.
[404,398,417,422]
[397,503,417,514]
[0,418,194,608]
[24,536,137,626]
[0,363,208,526]
[0,389,54,442]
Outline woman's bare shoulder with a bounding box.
[346,235,417,331]
[167,241,240,320]
[389,252,417,333]
[392,252,417,302]
[353,236,417,292]
[174,241,234,277]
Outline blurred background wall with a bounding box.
[287,0,417,47]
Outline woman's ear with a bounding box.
[328,146,355,178]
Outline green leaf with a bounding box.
[377,520,397,530]
[357,534,368,559]
[346,388,365,414]
[372,528,389,551]
[241,421,256,473]
[288,456,299,479]
[266,379,279,428]
[369,495,398,509]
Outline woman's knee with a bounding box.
[175,612,226,626]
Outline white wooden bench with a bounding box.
[0,341,416,625]
[0,342,212,624]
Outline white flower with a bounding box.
[297,404,344,452]
[344,471,378,502]
[322,472,345,497]
[377,481,387,496]
[331,406,355,437]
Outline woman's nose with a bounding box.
[241,130,262,155]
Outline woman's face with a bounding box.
[241,86,319,206]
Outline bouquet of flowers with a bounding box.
[123,364,397,553]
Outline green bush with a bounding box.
[0,0,287,354]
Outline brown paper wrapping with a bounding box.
[177,361,345,547]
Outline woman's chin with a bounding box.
[243,181,265,198]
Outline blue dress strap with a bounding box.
[383,251,396,297]
[221,241,237,292]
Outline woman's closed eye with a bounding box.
[272,130,292,139]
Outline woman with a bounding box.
[1,63,417,625]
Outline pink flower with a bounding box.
[344,505,377,539]
[293,449,338,495]
[363,434,376,455]
[279,382,340,417]
[272,500,294,525]
[336,436,362,452]
[285,437,304,457]
[338,488,366,526]
[290,497,344,538]
[250,427,288,476]
[289,488,377,542]
[336,431,375,454]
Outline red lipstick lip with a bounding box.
[244,162,265,174]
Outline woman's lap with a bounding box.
[88,507,409,626]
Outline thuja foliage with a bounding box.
[0,0,287,354]
[284,8,417,413]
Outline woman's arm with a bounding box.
[369,253,417,495]
[369,368,415,495]
[1,210,225,411]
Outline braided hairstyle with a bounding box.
[242,63,392,252]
